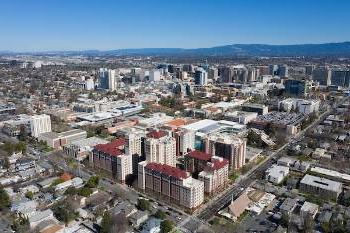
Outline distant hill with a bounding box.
[3,42,350,57]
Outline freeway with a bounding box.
[192,98,348,222]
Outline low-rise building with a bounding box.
[38,129,87,148]
[265,165,289,184]
[300,201,319,219]
[63,136,108,161]
[299,174,343,201]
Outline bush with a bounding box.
[154,210,166,220]
[0,186,11,210]
[85,176,99,188]
[25,191,33,200]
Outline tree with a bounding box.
[137,199,151,211]
[303,214,315,233]
[100,211,113,233]
[18,125,28,142]
[154,210,166,220]
[0,185,11,210]
[25,191,33,200]
[3,157,10,169]
[53,202,79,225]
[64,187,77,196]
[160,219,175,233]
[78,187,93,197]
[85,176,99,188]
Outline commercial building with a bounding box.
[138,162,204,209]
[204,132,246,170]
[299,174,343,201]
[331,69,350,88]
[30,114,52,138]
[92,139,133,182]
[173,128,195,157]
[63,136,108,161]
[278,98,320,114]
[225,111,258,125]
[149,70,161,82]
[145,130,176,167]
[313,67,331,86]
[194,68,208,86]
[241,103,268,115]
[99,68,117,91]
[38,129,87,148]
[198,156,229,195]
[284,79,311,96]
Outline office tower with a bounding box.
[208,68,219,81]
[194,68,208,86]
[30,114,52,138]
[278,65,289,77]
[145,131,176,167]
[183,64,194,73]
[149,70,161,82]
[305,65,315,75]
[138,161,204,209]
[269,65,279,76]
[247,67,259,82]
[331,70,350,87]
[204,133,246,170]
[284,79,308,96]
[167,64,175,73]
[312,67,331,86]
[98,68,117,91]
[219,66,234,83]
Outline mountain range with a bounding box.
[3,42,350,57]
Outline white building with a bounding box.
[265,165,289,184]
[85,78,95,90]
[279,98,320,114]
[30,114,52,138]
[149,70,161,82]
[145,131,176,167]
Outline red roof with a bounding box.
[146,130,167,139]
[145,162,188,179]
[186,150,212,161]
[94,138,125,157]
[207,157,229,171]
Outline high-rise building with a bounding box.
[269,65,279,76]
[278,65,289,77]
[98,68,117,91]
[331,70,350,87]
[204,133,246,170]
[194,68,208,86]
[198,156,229,195]
[312,67,331,86]
[208,68,219,81]
[149,70,161,82]
[138,161,204,209]
[145,130,176,167]
[305,65,315,75]
[284,79,308,96]
[92,139,133,183]
[30,114,52,138]
[85,79,95,90]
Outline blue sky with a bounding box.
[1,0,349,51]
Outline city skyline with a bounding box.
[1,0,350,51]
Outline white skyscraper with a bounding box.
[149,70,161,82]
[98,68,117,91]
[31,114,52,138]
[85,79,95,90]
